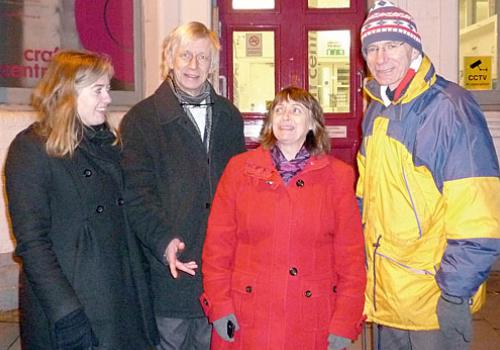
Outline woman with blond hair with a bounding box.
[5,50,158,350]
[201,87,366,350]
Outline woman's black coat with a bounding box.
[5,125,158,350]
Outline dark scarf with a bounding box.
[271,145,310,185]
[167,74,214,151]
[83,123,115,145]
[81,123,119,162]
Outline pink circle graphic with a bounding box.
[75,0,134,85]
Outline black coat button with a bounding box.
[289,267,298,276]
[203,299,209,306]
[205,202,211,209]
[296,179,304,187]
[117,198,125,206]
[96,205,104,213]
[83,169,92,177]
[304,290,312,298]
[333,286,337,293]
[245,286,252,293]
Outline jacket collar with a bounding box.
[364,55,437,105]
[243,146,330,186]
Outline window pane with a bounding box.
[308,0,350,9]
[308,30,350,113]
[232,0,274,10]
[0,0,135,91]
[0,0,141,105]
[233,31,275,113]
[459,0,497,90]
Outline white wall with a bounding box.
[486,111,500,157]
[391,0,459,82]
[0,108,36,254]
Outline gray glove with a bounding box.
[213,313,240,342]
[328,334,351,350]
[437,293,472,342]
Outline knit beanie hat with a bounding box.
[361,0,422,55]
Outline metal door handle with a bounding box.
[357,70,365,93]
[219,75,227,98]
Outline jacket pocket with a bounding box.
[300,278,336,331]
[231,272,257,327]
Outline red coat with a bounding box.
[201,147,366,350]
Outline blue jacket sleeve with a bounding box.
[434,89,500,298]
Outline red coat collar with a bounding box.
[242,146,330,186]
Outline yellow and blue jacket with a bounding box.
[357,56,500,330]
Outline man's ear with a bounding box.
[165,49,174,70]
[411,48,420,60]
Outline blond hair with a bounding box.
[260,86,331,155]
[162,21,221,79]
[32,50,115,157]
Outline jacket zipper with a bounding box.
[401,167,422,238]
[372,235,382,311]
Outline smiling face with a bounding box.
[76,74,112,126]
[366,41,419,90]
[168,37,212,96]
[271,99,312,159]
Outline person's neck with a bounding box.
[277,144,301,161]
[87,123,106,131]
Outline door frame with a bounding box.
[217,0,367,164]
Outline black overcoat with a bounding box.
[120,81,245,318]
[5,125,158,349]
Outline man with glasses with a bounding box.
[357,1,500,349]
[120,21,245,349]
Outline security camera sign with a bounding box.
[464,56,492,90]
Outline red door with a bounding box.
[217,0,366,165]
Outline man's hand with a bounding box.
[164,238,198,278]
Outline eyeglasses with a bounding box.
[178,51,211,66]
[365,41,405,57]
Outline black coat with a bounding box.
[120,81,245,318]
[5,125,158,350]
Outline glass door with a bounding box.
[218,0,366,165]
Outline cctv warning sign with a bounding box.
[464,56,492,90]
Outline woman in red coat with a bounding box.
[201,87,366,349]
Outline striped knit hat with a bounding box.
[361,0,422,55]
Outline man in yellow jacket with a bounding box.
[357,1,500,349]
